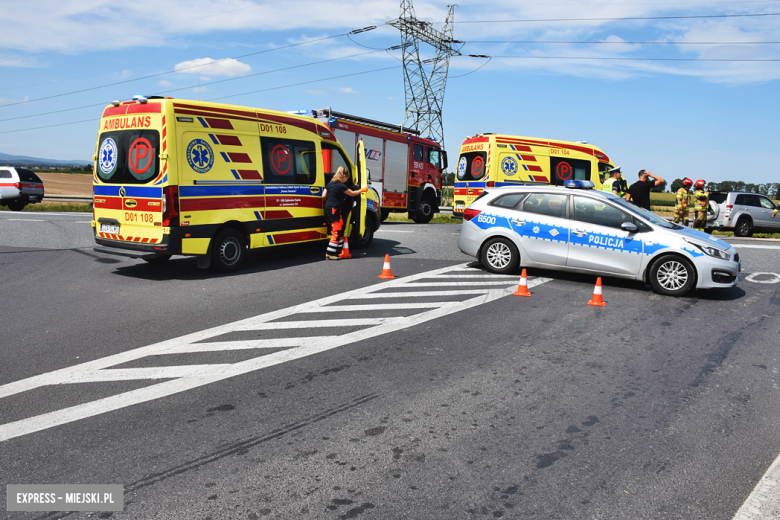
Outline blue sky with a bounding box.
[0,0,778,184]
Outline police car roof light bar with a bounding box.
[564,180,595,189]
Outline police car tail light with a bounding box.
[162,186,179,227]
[463,208,481,221]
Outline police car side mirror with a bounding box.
[621,222,638,233]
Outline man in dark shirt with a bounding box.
[628,169,665,211]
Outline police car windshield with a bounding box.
[609,196,676,229]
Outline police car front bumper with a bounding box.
[694,249,740,289]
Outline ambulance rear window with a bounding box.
[457,151,487,181]
[97,130,160,185]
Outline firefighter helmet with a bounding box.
[682,178,693,188]
[694,179,705,189]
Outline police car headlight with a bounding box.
[687,240,730,261]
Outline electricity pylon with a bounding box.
[389,2,462,150]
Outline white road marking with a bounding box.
[0,264,552,442]
[6,219,45,222]
[733,245,780,250]
[733,452,780,519]
[745,272,780,284]
[0,211,91,218]
[375,229,414,233]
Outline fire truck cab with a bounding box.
[312,108,447,223]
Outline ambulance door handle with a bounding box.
[572,230,587,237]
[467,189,473,194]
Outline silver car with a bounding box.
[705,191,780,237]
[0,166,45,211]
[458,181,741,296]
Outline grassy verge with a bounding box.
[385,212,459,224]
[0,202,92,212]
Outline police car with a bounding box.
[457,181,741,296]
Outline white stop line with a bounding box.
[0,264,551,442]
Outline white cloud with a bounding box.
[157,79,173,87]
[174,57,250,77]
[338,87,357,93]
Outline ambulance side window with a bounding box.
[322,143,351,185]
[550,158,591,186]
[261,138,317,185]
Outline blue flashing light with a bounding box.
[564,180,595,189]
[328,117,337,129]
[287,109,309,115]
[132,94,146,100]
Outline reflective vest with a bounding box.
[602,177,625,197]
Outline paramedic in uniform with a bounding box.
[322,166,367,260]
[692,179,709,231]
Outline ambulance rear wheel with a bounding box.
[650,254,696,297]
[414,195,435,224]
[482,237,519,275]
[212,228,247,273]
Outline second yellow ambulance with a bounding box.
[453,133,616,218]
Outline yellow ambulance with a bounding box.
[452,133,615,218]
[91,96,378,272]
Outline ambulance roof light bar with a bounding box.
[132,95,148,104]
[312,107,420,136]
[564,180,595,189]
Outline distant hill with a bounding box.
[0,152,91,167]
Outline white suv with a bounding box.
[0,166,45,211]
[706,191,780,237]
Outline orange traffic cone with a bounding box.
[588,277,606,307]
[338,238,352,259]
[378,254,396,279]
[514,269,531,297]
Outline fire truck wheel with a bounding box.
[414,195,435,224]
[380,209,390,222]
[352,219,375,249]
[7,200,25,211]
[212,228,247,272]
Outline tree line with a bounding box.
[670,178,779,197]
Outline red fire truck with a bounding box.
[312,108,447,223]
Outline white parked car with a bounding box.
[0,166,45,211]
[457,181,741,297]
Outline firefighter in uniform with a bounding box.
[601,166,630,200]
[673,178,693,225]
[692,179,709,231]
[322,167,368,260]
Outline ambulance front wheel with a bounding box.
[351,219,375,249]
[482,237,519,275]
[212,228,247,273]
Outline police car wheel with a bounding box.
[734,217,753,237]
[212,228,247,273]
[482,238,519,274]
[650,255,695,296]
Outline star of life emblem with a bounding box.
[98,138,118,175]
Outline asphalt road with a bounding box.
[2,211,780,520]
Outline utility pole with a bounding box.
[389,2,462,151]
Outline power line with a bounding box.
[0,49,389,123]
[0,0,284,66]
[482,55,780,61]
[0,65,401,133]
[441,12,780,23]
[466,40,780,45]
[0,30,377,109]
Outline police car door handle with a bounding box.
[572,230,587,237]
